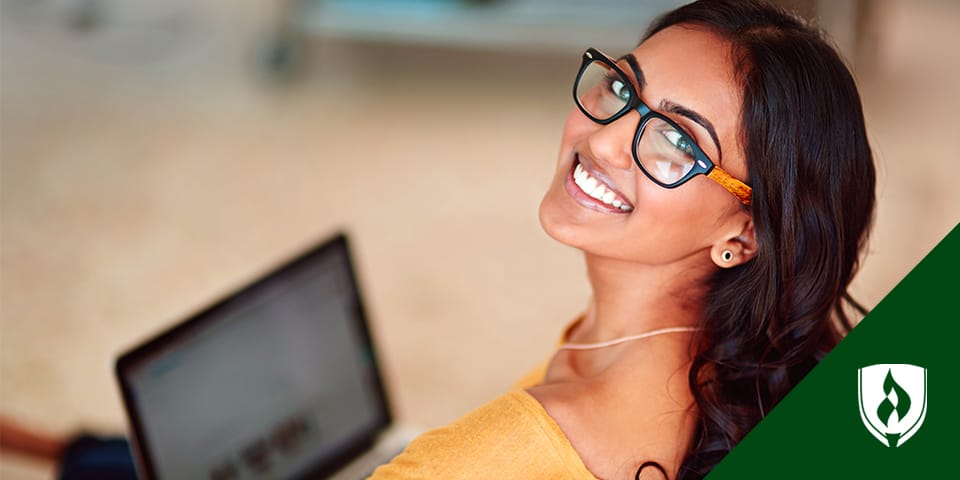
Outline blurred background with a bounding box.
[2,0,958,477]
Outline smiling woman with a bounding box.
[371,0,875,479]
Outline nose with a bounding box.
[584,111,639,171]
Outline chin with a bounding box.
[538,188,586,250]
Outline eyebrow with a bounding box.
[621,54,646,90]
[660,100,723,161]
[621,53,723,161]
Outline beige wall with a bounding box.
[2,1,959,477]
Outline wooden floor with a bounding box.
[2,1,958,477]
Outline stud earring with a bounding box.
[721,250,734,262]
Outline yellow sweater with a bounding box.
[368,359,597,479]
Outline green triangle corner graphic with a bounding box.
[705,222,960,479]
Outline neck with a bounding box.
[576,252,713,344]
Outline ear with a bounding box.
[710,217,757,268]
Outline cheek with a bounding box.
[625,181,720,246]
[558,108,594,155]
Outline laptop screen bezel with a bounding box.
[115,232,393,480]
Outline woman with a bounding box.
[372,0,875,478]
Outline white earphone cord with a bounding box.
[558,326,700,351]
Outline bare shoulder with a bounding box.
[527,366,696,478]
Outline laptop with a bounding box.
[115,233,414,480]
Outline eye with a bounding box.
[660,129,695,158]
[604,75,632,102]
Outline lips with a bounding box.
[568,155,634,213]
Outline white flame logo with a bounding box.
[858,364,927,447]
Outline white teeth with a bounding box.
[572,161,632,212]
[590,184,606,199]
[584,177,598,192]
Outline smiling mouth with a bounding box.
[571,159,634,212]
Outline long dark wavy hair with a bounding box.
[638,1,876,478]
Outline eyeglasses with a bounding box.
[573,48,752,205]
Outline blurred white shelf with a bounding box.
[290,0,690,54]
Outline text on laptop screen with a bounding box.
[123,240,387,480]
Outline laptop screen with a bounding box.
[116,234,391,480]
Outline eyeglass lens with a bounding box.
[576,59,698,186]
[576,60,631,120]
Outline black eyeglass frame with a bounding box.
[573,48,752,205]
